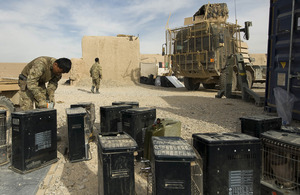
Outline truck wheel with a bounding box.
[0,96,15,128]
[219,72,237,91]
[184,77,200,91]
[202,83,216,89]
[246,70,253,89]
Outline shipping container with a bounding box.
[266,0,300,120]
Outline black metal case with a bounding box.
[192,132,261,195]
[121,107,156,157]
[100,105,133,133]
[112,101,139,108]
[151,136,196,195]
[66,107,89,162]
[70,102,95,135]
[240,115,281,137]
[11,109,57,173]
[0,110,7,165]
[98,132,137,195]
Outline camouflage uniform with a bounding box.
[18,56,62,111]
[89,61,102,93]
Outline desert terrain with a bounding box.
[1,62,298,195]
[33,77,269,195]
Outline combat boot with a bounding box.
[91,86,95,93]
[95,89,100,94]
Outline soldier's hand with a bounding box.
[49,95,54,102]
[39,100,48,108]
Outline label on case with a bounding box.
[35,130,52,151]
[229,170,253,195]
[12,118,19,125]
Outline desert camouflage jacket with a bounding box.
[21,56,62,104]
[90,62,102,79]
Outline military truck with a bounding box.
[0,78,19,125]
[162,3,264,91]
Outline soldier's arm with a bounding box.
[99,66,102,77]
[47,75,62,102]
[26,63,47,107]
[90,65,93,75]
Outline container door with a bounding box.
[266,0,300,120]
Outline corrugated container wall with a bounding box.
[266,0,300,120]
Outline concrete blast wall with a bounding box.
[80,36,140,83]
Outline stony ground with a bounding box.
[34,80,281,195]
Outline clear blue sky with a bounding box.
[0,0,269,62]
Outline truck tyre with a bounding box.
[184,77,200,91]
[202,83,216,89]
[219,71,237,91]
[246,70,253,89]
[0,96,15,128]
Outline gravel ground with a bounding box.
[36,80,276,195]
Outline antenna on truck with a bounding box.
[165,13,171,30]
[234,0,237,22]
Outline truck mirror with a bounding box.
[219,33,224,43]
[240,21,252,40]
[162,44,166,56]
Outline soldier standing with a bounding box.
[90,57,102,94]
[18,56,72,111]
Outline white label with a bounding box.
[229,170,253,195]
[277,73,286,86]
[35,130,52,151]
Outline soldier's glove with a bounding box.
[39,100,48,108]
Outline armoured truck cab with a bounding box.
[163,3,253,90]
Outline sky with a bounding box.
[0,0,269,63]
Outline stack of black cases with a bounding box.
[121,107,156,158]
[100,105,133,133]
[240,115,281,137]
[0,110,7,164]
[70,102,95,135]
[112,101,139,108]
[260,130,300,195]
[193,132,261,195]
[66,107,89,162]
[151,136,196,195]
[98,132,137,195]
[11,109,57,173]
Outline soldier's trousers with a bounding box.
[92,78,100,90]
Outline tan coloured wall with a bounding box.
[140,54,164,64]
[81,36,140,83]
[0,63,26,78]
[249,53,267,66]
